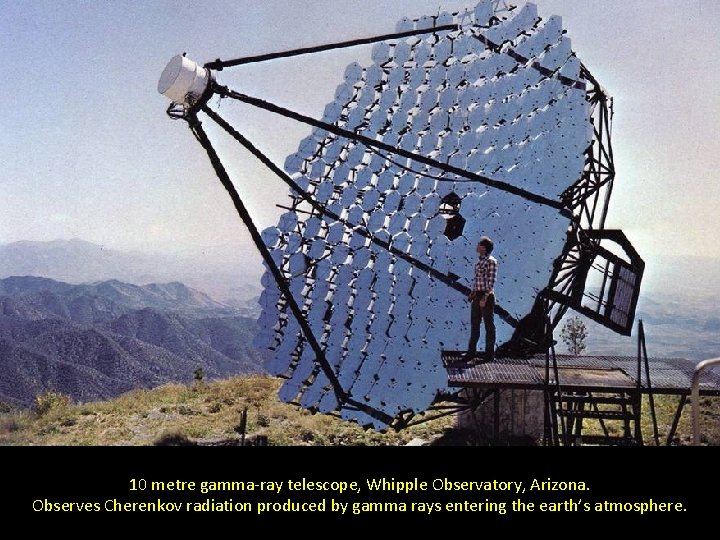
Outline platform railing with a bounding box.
[692,357,720,446]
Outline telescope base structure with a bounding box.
[442,351,720,446]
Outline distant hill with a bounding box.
[0,276,268,408]
[558,289,720,361]
[0,239,263,315]
[0,276,237,321]
[0,239,164,285]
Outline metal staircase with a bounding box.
[556,390,642,445]
[543,319,658,446]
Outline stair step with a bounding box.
[557,410,635,420]
[574,434,639,446]
[557,394,635,405]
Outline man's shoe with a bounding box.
[461,351,476,363]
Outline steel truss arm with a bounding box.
[214,85,569,213]
[204,24,460,70]
[185,111,395,427]
[201,104,520,329]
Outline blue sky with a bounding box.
[1,0,719,279]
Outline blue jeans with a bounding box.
[468,292,495,359]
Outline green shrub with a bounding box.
[154,430,196,446]
[0,401,15,414]
[0,416,20,434]
[34,391,72,417]
[208,402,222,413]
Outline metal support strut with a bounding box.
[185,111,394,427]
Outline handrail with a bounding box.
[691,357,720,445]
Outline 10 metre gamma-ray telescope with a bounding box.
[158,0,644,430]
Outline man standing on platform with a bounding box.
[465,236,497,364]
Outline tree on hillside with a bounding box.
[560,316,588,356]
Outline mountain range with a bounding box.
[0,239,263,315]
[577,289,720,362]
[0,239,717,408]
[0,275,268,408]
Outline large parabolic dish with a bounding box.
[159,0,644,430]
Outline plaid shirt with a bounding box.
[473,255,497,293]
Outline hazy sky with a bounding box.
[2,0,718,278]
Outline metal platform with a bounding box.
[443,351,720,396]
